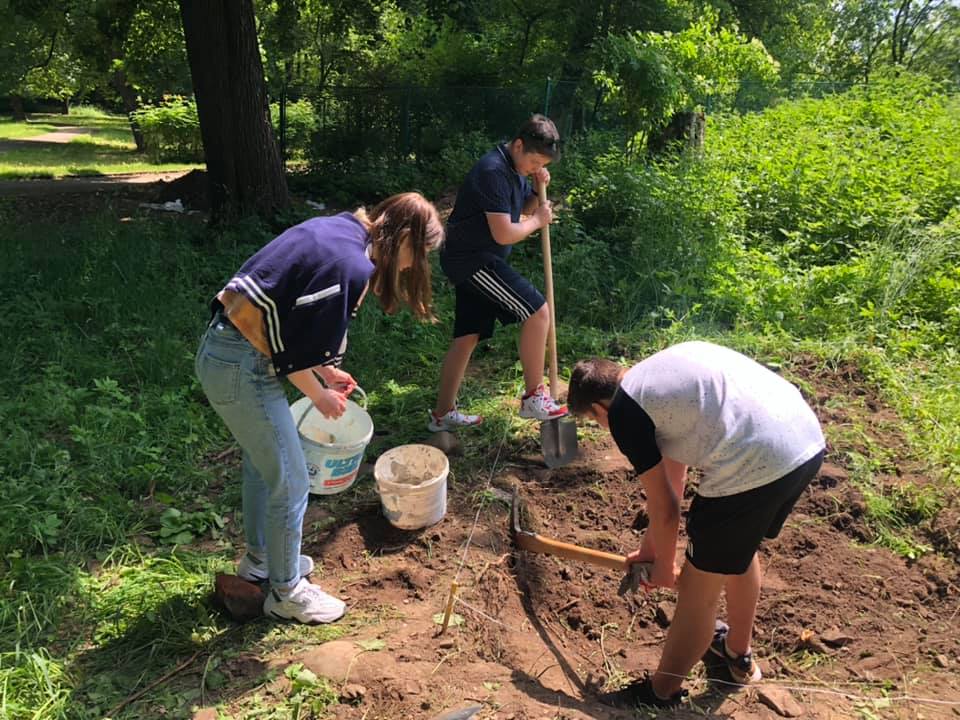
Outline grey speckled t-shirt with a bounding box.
[613,341,825,497]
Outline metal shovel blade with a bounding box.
[426,705,483,720]
[541,416,578,468]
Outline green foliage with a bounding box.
[131,96,203,162]
[270,98,317,158]
[284,663,338,715]
[590,9,780,151]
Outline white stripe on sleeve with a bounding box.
[236,275,285,354]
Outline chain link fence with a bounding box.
[290,77,868,166]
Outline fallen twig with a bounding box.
[108,649,203,717]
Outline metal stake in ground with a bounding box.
[538,183,578,468]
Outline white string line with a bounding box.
[453,418,513,583]
[452,597,960,708]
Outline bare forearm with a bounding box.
[489,215,545,246]
[288,368,325,403]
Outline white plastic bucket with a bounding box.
[290,388,373,495]
[374,444,449,530]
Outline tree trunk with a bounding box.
[178,0,289,224]
[111,71,146,152]
[647,111,705,155]
[10,95,26,122]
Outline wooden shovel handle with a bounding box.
[538,183,560,395]
[516,531,627,572]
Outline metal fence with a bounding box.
[289,77,866,164]
[302,79,581,162]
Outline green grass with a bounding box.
[1,78,958,718]
[0,108,199,179]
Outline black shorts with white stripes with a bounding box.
[453,258,545,340]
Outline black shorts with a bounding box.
[453,258,545,340]
[685,450,825,575]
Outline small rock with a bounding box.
[400,679,422,697]
[340,684,366,703]
[438,639,455,649]
[818,463,848,486]
[934,654,950,668]
[757,686,804,717]
[821,628,855,648]
[654,601,673,628]
[213,573,265,622]
[424,431,464,457]
[193,708,218,720]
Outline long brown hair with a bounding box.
[355,192,443,320]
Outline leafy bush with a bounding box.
[555,73,959,348]
[271,98,317,158]
[590,9,780,152]
[131,96,203,162]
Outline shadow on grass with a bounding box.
[68,590,276,719]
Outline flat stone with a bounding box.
[423,431,464,457]
[818,463,849,483]
[757,686,804,717]
[213,573,265,622]
[821,627,855,648]
[193,708,218,720]
[301,641,364,683]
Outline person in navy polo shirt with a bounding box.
[427,114,568,432]
[196,193,443,624]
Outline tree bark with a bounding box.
[10,95,26,122]
[111,70,146,152]
[178,0,289,223]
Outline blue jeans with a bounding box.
[195,316,308,590]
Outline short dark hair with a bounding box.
[568,358,624,415]
[514,114,560,160]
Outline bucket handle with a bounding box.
[296,386,367,431]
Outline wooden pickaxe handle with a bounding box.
[515,530,628,572]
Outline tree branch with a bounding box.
[29,30,58,72]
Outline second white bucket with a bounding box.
[374,444,449,530]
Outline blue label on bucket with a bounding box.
[325,454,361,477]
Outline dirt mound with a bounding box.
[205,361,960,719]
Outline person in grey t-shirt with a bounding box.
[567,342,825,709]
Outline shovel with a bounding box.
[510,487,651,587]
[538,183,578,468]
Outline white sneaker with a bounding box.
[519,384,568,420]
[237,552,315,583]
[427,404,483,432]
[264,577,346,624]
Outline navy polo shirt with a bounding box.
[440,144,534,285]
[220,213,374,376]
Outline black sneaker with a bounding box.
[709,620,762,684]
[598,676,688,709]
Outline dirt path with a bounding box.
[197,361,960,720]
[19,125,97,143]
[0,171,191,197]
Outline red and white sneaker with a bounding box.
[519,384,568,420]
[427,404,483,432]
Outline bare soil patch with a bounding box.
[201,360,960,719]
